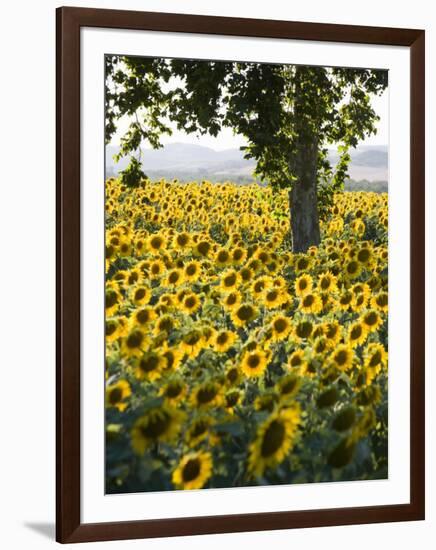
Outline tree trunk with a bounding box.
[289,65,320,253]
[289,137,320,253]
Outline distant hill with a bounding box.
[106,142,388,187]
[345,179,388,193]
[327,146,388,181]
[352,149,388,167]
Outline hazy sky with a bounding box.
[109,88,388,151]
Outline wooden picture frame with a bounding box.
[56,6,425,543]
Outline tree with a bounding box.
[105,56,387,252]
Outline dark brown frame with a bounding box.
[56,6,425,544]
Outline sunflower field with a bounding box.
[105,178,388,493]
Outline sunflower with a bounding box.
[148,233,165,254]
[149,259,166,279]
[201,324,217,347]
[317,271,338,293]
[137,259,150,273]
[105,243,116,267]
[239,267,254,284]
[262,287,288,309]
[254,248,269,266]
[276,373,300,402]
[105,286,122,316]
[105,379,131,411]
[300,357,319,378]
[172,451,213,490]
[215,247,231,267]
[295,274,313,296]
[118,315,130,335]
[135,351,167,381]
[355,384,382,407]
[161,252,173,269]
[154,314,176,336]
[331,344,354,371]
[240,348,269,378]
[213,330,237,353]
[266,260,280,274]
[159,377,187,404]
[363,343,388,385]
[337,290,354,312]
[293,320,313,341]
[193,239,211,258]
[173,231,191,250]
[371,291,388,313]
[118,239,132,257]
[190,381,222,409]
[351,218,366,237]
[248,405,300,477]
[183,260,202,282]
[344,259,362,280]
[231,246,247,265]
[378,247,389,262]
[121,328,147,357]
[351,292,368,312]
[220,269,240,293]
[181,293,202,315]
[126,267,144,286]
[165,268,184,287]
[131,306,156,328]
[313,336,329,356]
[356,246,374,266]
[107,234,122,251]
[312,323,325,339]
[323,320,342,345]
[231,303,258,328]
[130,285,151,306]
[272,275,287,289]
[294,255,313,274]
[286,347,305,370]
[105,317,123,343]
[351,282,371,301]
[224,389,243,413]
[185,416,217,447]
[299,292,323,314]
[161,345,183,371]
[222,290,242,311]
[361,309,383,333]
[347,321,368,348]
[257,325,275,348]
[332,406,357,432]
[224,363,242,386]
[250,276,271,298]
[247,258,261,273]
[270,314,292,341]
[131,405,184,454]
[316,386,339,408]
[181,329,205,359]
[175,288,188,307]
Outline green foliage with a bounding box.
[317,145,352,221]
[119,156,146,188]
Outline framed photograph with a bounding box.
[56,6,425,543]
